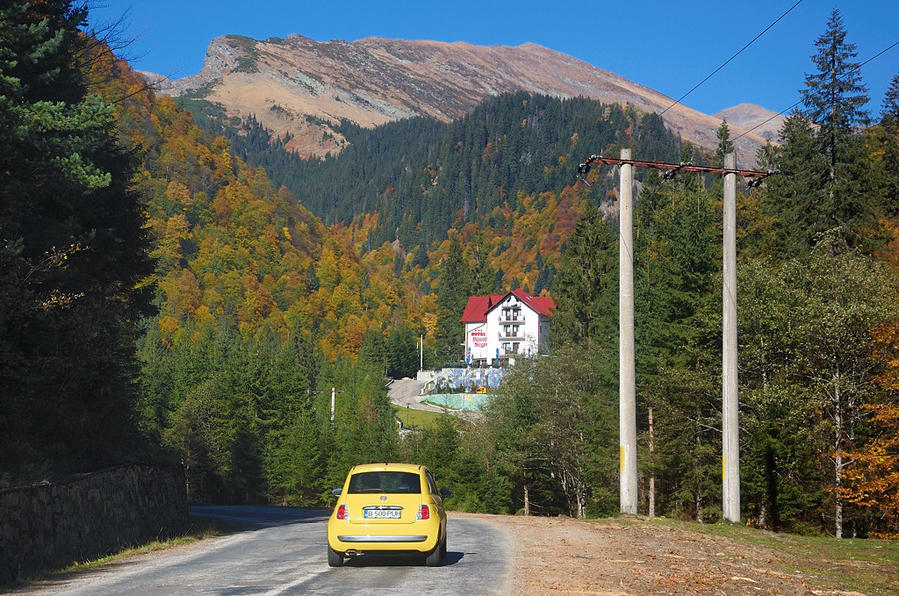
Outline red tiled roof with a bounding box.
[461,294,505,322]
[510,289,556,316]
[461,289,555,322]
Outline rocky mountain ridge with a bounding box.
[155,34,778,164]
[714,103,786,142]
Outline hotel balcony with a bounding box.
[497,332,526,341]
[498,315,525,323]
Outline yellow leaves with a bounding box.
[237,274,276,323]
[150,213,191,270]
[193,304,215,328]
[212,188,233,224]
[316,245,340,290]
[160,268,202,317]
[158,315,181,348]
[165,180,192,206]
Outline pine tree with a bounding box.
[801,9,869,167]
[876,74,899,217]
[1,0,154,480]
[797,9,876,250]
[466,231,497,296]
[760,10,878,258]
[551,205,617,345]
[715,119,735,167]
[435,237,467,363]
[633,168,722,521]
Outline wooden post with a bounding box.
[649,407,655,518]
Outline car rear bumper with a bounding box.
[338,535,428,542]
[328,520,441,553]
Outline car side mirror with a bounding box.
[439,487,452,499]
[331,488,342,497]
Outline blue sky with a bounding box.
[86,1,898,117]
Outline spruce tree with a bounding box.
[435,237,467,364]
[761,9,878,258]
[877,74,899,217]
[466,231,497,296]
[801,9,869,167]
[715,119,735,167]
[0,1,154,480]
[799,8,875,247]
[551,205,617,345]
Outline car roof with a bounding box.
[349,463,427,475]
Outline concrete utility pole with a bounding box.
[619,148,638,515]
[722,152,740,523]
[578,152,773,520]
[330,386,336,424]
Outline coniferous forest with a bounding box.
[1,2,897,539]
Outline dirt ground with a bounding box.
[454,513,877,595]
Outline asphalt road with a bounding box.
[17,506,512,595]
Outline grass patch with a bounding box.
[612,516,899,595]
[392,404,447,430]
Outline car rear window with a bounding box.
[348,471,421,494]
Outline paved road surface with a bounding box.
[17,506,512,595]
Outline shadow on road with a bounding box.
[189,505,331,530]
[341,551,464,567]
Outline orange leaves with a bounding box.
[840,319,899,537]
[842,402,899,537]
[871,321,899,392]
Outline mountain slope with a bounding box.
[714,103,786,142]
[159,34,769,164]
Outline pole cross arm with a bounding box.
[577,154,779,180]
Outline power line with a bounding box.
[731,39,899,142]
[659,0,803,116]
[859,39,899,68]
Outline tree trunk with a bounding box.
[523,483,530,516]
[765,443,779,531]
[695,425,703,523]
[835,397,843,539]
[834,373,844,539]
[649,408,655,518]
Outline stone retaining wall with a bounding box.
[0,463,188,584]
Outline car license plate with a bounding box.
[364,508,401,519]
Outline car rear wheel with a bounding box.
[327,545,344,567]
[425,533,446,567]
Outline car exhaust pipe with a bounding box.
[345,550,358,557]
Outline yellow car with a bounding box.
[327,463,451,567]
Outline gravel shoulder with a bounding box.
[454,512,896,595]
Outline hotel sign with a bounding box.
[471,328,487,348]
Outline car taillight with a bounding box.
[417,504,430,520]
[336,504,348,520]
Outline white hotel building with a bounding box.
[461,289,555,365]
